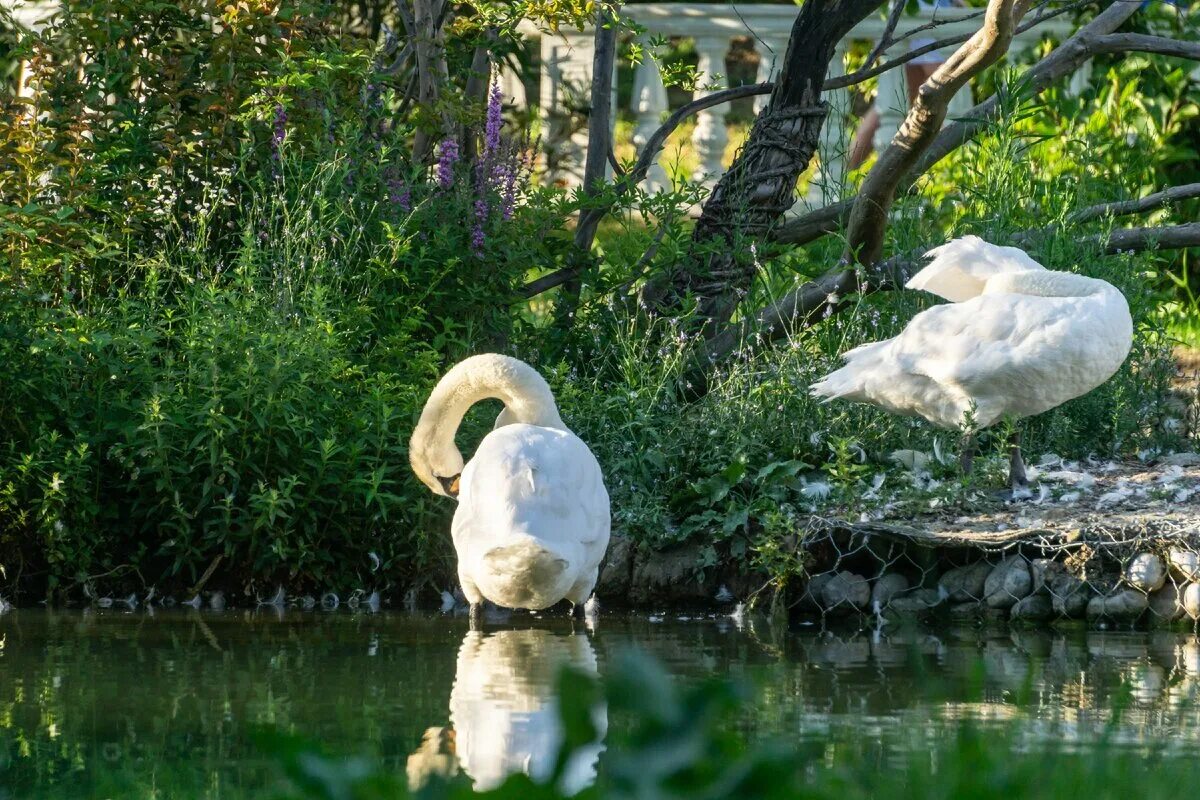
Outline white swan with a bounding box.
[811,236,1133,487]
[410,354,610,618]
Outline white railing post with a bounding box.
[810,42,850,204]
[631,37,671,192]
[873,62,908,153]
[538,31,595,187]
[753,34,790,115]
[691,33,730,187]
[1068,58,1093,96]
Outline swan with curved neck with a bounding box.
[411,354,610,620]
[811,236,1133,489]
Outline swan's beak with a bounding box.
[438,474,461,498]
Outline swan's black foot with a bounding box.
[468,602,482,630]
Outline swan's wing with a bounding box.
[457,425,610,552]
[889,292,1092,426]
[906,236,1046,302]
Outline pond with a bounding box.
[2,609,1199,798]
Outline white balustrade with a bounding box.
[690,33,731,187]
[630,34,671,192]
[528,4,1076,200]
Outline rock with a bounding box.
[984,556,1032,609]
[1087,589,1149,621]
[884,588,944,616]
[596,534,634,598]
[871,573,910,608]
[939,561,992,602]
[627,541,719,605]
[948,601,982,620]
[1159,452,1200,467]
[799,573,834,610]
[1184,584,1200,621]
[820,571,870,611]
[1030,558,1061,594]
[1125,552,1166,592]
[1048,572,1091,618]
[1168,548,1200,582]
[1010,593,1054,621]
[1149,583,1186,622]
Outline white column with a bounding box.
[691,34,730,188]
[946,81,973,121]
[539,31,595,188]
[631,37,670,192]
[809,43,850,204]
[1068,58,1093,96]
[753,35,789,115]
[873,64,908,153]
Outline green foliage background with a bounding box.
[0,0,1197,602]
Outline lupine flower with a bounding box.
[471,196,489,255]
[484,81,503,158]
[436,138,459,189]
[388,178,411,212]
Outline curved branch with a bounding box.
[845,0,1021,267]
[1071,183,1200,224]
[1094,222,1200,253]
[1092,32,1200,61]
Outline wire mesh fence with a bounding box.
[792,517,1200,628]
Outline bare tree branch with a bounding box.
[1093,222,1200,253]
[1071,183,1200,224]
[825,0,1087,91]
[845,0,1022,268]
[1092,32,1200,61]
[576,1,620,220]
[865,0,910,71]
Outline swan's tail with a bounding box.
[810,365,865,403]
[480,537,571,609]
[907,235,1045,302]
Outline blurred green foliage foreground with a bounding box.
[261,649,1200,800]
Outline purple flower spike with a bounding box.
[484,81,503,158]
[436,138,459,190]
[388,178,411,212]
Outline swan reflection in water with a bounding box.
[408,628,606,793]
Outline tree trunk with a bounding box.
[653,0,884,327]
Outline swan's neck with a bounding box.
[410,354,565,495]
[984,269,1113,298]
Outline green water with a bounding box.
[2,609,1199,799]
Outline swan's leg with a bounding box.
[1008,430,1029,489]
[566,570,598,614]
[959,433,977,475]
[460,573,484,630]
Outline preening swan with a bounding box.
[410,354,610,619]
[811,236,1133,488]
